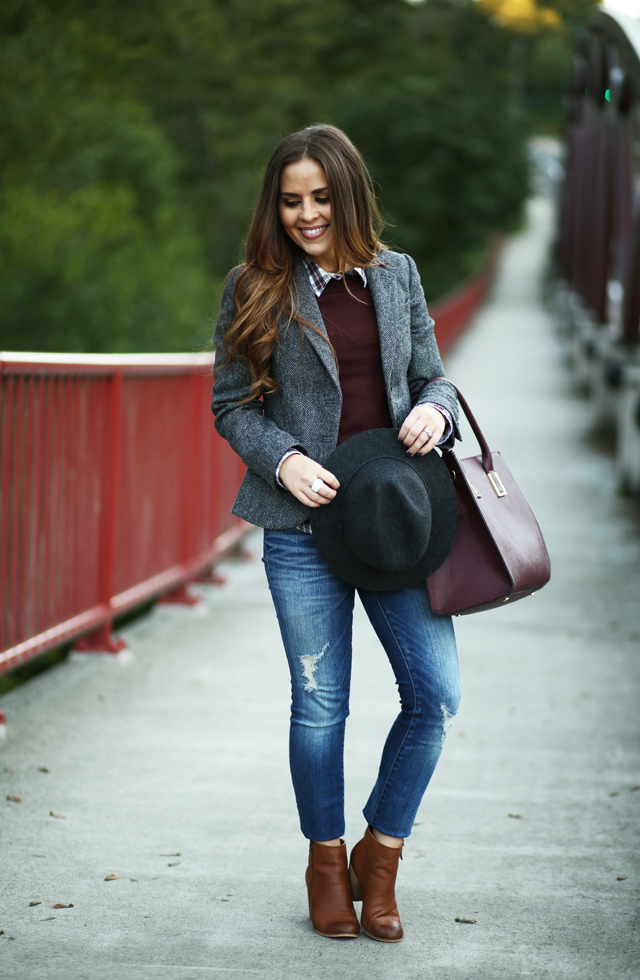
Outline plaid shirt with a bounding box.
[304,256,367,296]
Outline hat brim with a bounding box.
[310,428,457,591]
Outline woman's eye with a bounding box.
[283,200,300,208]
[315,197,329,204]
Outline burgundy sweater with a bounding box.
[317,275,393,445]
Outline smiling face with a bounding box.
[278,157,338,272]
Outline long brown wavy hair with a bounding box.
[218,125,385,399]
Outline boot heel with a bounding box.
[349,863,363,901]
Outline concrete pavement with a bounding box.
[1,197,639,980]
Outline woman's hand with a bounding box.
[399,405,446,457]
[279,454,340,508]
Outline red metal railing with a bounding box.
[0,353,248,673]
[431,238,501,355]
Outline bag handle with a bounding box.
[429,377,493,474]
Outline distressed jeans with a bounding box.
[263,528,461,841]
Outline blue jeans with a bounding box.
[263,528,461,841]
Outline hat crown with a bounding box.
[343,459,432,572]
[310,428,457,591]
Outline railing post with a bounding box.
[73,369,126,652]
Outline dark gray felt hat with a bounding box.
[309,428,457,591]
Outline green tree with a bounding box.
[1,0,530,351]
[0,1,212,352]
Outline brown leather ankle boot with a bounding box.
[349,826,403,942]
[305,840,361,938]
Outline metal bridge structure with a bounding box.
[552,5,640,490]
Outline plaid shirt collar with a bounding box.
[303,256,367,297]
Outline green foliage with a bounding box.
[532,0,599,29]
[507,0,597,134]
[0,1,213,352]
[0,0,530,351]
[521,32,572,130]
[337,0,529,293]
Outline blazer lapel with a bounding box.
[292,260,341,391]
[367,261,399,394]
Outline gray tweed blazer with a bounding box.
[211,250,460,529]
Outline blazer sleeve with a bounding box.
[404,254,461,448]
[210,269,307,486]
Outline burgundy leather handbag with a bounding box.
[427,380,551,616]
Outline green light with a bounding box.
[605,88,611,102]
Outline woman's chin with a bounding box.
[299,242,335,269]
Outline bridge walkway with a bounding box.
[1,196,638,980]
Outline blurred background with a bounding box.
[0,0,603,355]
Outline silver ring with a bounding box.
[422,428,433,441]
[310,478,325,494]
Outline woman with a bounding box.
[211,124,461,943]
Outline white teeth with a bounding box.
[300,227,326,238]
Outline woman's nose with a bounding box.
[300,199,317,222]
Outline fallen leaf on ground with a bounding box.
[508,813,522,819]
[38,767,49,773]
[609,791,620,797]
[49,810,66,819]
[168,861,181,867]
[159,853,180,857]
[6,795,21,803]
[52,904,74,909]
[29,901,42,907]
[104,874,121,881]
[617,875,628,881]
[0,929,4,934]
[455,917,477,924]
[631,786,639,792]
[4,767,14,773]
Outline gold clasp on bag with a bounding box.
[469,483,482,498]
[488,471,507,497]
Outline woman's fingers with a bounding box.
[317,466,340,491]
[400,408,445,456]
[408,428,436,456]
[307,468,339,505]
[410,426,441,455]
[297,492,323,508]
[397,417,413,443]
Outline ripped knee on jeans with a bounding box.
[440,703,457,745]
[299,642,329,692]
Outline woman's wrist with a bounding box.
[421,402,452,444]
[275,449,304,487]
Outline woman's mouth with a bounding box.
[299,225,328,240]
